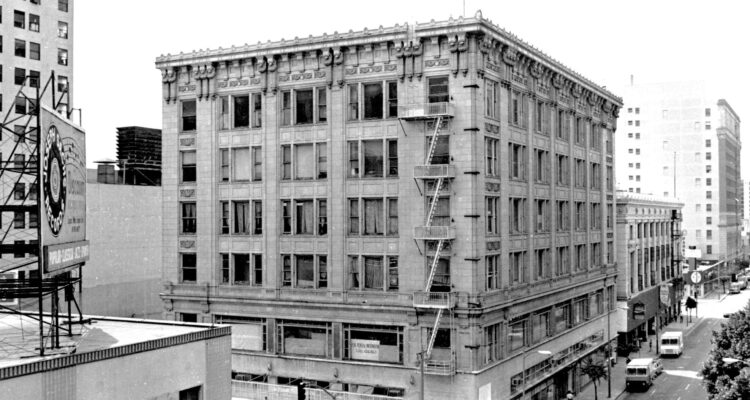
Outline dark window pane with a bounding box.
[233,95,249,127]
[295,89,313,124]
[363,83,383,119]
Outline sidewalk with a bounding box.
[575,315,706,400]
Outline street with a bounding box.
[620,289,750,400]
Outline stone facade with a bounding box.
[157,12,622,400]
[614,192,684,349]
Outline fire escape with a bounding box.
[400,101,456,375]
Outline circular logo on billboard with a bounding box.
[43,125,67,236]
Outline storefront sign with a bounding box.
[633,302,645,320]
[351,339,380,361]
[44,240,90,273]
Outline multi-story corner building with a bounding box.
[616,81,741,267]
[156,12,621,400]
[0,0,73,285]
[614,192,683,351]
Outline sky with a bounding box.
[75,0,750,175]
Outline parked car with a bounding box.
[651,358,664,376]
[730,281,743,294]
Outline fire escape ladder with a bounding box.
[425,308,444,359]
[425,178,444,226]
[425,116,443,165]
[424,241,444,292]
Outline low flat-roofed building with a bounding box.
[0,314,231,400]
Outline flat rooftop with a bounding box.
[0,313,230,377]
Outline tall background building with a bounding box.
[157,12,621,399]
[0,0,73,292]
[616,80,741,270]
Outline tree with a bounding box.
[581,357,608,400]
[702,300,750,399]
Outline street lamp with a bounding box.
[522,349,552,399]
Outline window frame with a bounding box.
[347,139,398,178]
[280,87,327,126]
[280,142,327,181]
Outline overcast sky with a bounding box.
[75,0,750,174]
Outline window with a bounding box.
[705,122,711,130]
[557,110,570,141]
[486,196,500,234]
[281,199,327,236]
[485,137,499,176]
[509,319,526,351]
[15,39,25,57]
[232,201,250,234]
[348,197,398,236]
[574,159,586,188]
[181,100,196,131]
[705,152,711,160]
[276,319,332,357]
[14,11,25,29]
[344,324,403,364]
[537,101,551,135]
[591,125,601,150]
[556,246,570,275]
[706,230,713,240]
[15,95,27,115]
[14,212,25,229]
[279,87,327,125]
[531,312,550,343]
[575,202,586,231]
[486,255,500,290]
[252,201,263,234]
[556,201,569,231]
[13,125,27,143]
[181,203,196,234]
[347,84,358,120]
[509,251,527,284]
[509,198,527,234]
[575,244,588,270]
[534,200,550,233]
[484,323,501,363]
[28,42,41,61]
[347,255,399,291]
[57,48,68,65]
[556,154,570,186]
[706,178,712,186]
[509,143,527,180]
[534,249,550,279]
[707,245,713,255]
[428,76,449,103]
[280,142,327,180]
[220,201,230,234]
[14,155,25,170]
[534,149,550,184]
[485,79,499,118]
[29,14,39,32]
[58,76,68,92]
[705,139,711,147]
[181,253,197,282]
[509,90,527,127]
[181,151,196,182]
[635,148,640,155]
[280,254,328,289]
[606,166,613,190]
[706,204,712,212]
[706,165,712,173]
[29,212,38,228]
[14,68,25,85]
[706,191,712,199]
[347,139,398,178]
[231,147,251,181]
[575,117,586,146]
[590,163,601,190]
[635,120,640,127]
[59,0,69,12]
[706,217,712,225]
[58,21,68,38]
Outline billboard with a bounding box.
[40,105,88,274]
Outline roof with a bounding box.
[627,358,654,366]
[154,11,621,104]
[661,331,682,337]
[0,313,230,378]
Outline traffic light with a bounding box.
[297,382,307,400]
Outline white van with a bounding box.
[626,358,655,389]
[660,331,683,357]
[730,281,743,294]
